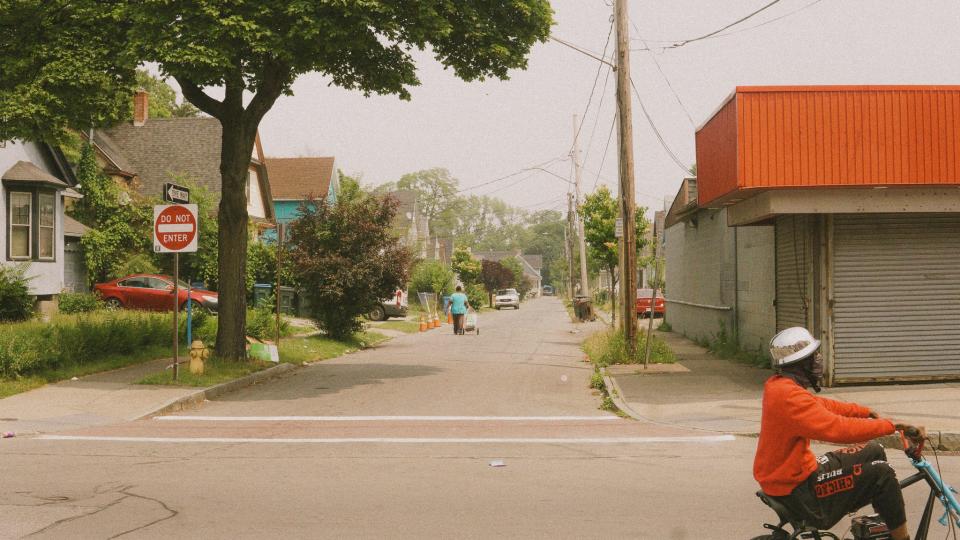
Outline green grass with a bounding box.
[280,331,389,364]
[138,359,271,387]
[582,328,676,366]
[375,320,420,334]
[692,322,769,368]
[0,344,172,399]
[137,331,390,387]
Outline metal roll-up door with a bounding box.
[775,216,810,331]
[833,214,960,382]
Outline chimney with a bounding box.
[133,90,149,127]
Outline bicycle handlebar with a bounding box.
[898,426,925,461]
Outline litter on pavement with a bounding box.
[489,460,506,467]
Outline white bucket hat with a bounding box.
[769,327,821,367]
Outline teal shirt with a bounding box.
[450,292,469,315]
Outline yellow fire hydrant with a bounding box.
[189,340,210,375]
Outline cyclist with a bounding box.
[754,327,924,540]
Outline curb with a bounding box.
[604,370,960,451]
[138,363,298,419]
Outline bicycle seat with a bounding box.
[756,491,801,525]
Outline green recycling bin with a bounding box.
[253,284,296,315]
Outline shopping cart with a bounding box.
[463,308,479,335]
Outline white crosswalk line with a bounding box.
[153,415,624,422]
[38,434,737,444]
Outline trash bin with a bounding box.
[573,295,594,322]
[252,284,296,314]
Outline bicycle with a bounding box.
[752,428,960,540]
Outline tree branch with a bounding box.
[175,77,224,119]
[244,59,288,129]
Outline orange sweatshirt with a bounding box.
[753,375,895,496]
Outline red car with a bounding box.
[636,288,665,319]
[94,274,219,313]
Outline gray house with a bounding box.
[0,140,83,309]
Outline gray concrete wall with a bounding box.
[734,225,776,352]
[663,209,735,344]
[664,208,775,354]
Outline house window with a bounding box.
[38,192,55,259]
[7,188,57,261]
[9,192,31,259]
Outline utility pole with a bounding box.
[615,0,638,356]
[572,114,590,297]
[566,193,577,299]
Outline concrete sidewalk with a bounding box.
[0,358,199,436]
[606,329,960,450]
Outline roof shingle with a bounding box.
[266,157,335,200]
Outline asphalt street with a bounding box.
[1,298,957,539]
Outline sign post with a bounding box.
[154,203,198,381]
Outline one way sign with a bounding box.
[163,183,190,204]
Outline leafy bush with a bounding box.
[58,292,102,314]
[111,253,159,279]
[0,265,33,322]
[466,283,486,312]
[582,329,676,366]
[289,195,411,339]
[409,259,454,299]
[246,298,290,341]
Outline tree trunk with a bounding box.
[215,116,258,360]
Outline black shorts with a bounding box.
[771,442,906,531]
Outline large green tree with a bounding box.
[580,186,649,322]
[396,168,462,238]
[1,1,553,359]
[519,209,565,286]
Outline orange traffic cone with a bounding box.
[419,314,428,332]
[433,315,440,328]
[447,311,453,324]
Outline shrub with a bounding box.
[0,311,172,378]
[289,195,411,339]
[58,292,103,314]
[111,253,159,279]
[0,265,33,322]
[582,329,676,366]
[246,298,290,341]
[466,283,486,312]
[409,259,454,299]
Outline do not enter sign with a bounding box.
[154,204,199,253]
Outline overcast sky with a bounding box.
[253,0,960,218]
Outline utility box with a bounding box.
[253,284,296,315]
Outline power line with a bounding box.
[571,18,615,154]
[629,76,691,174]
[456,156,568,194]
[629,17,696,129]
[700,0,825,38]
[628,0,801,50]
[581,65,614,170]
[592,114,617,191]
[549,36,615,68]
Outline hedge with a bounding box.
[0,311,171,378]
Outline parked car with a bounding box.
[494,288,520,310]
[94,274,219,313]
[366,289,408,321]
[542,285,555,296]
[635,288,665,318]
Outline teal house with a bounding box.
[263,156,339,241]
